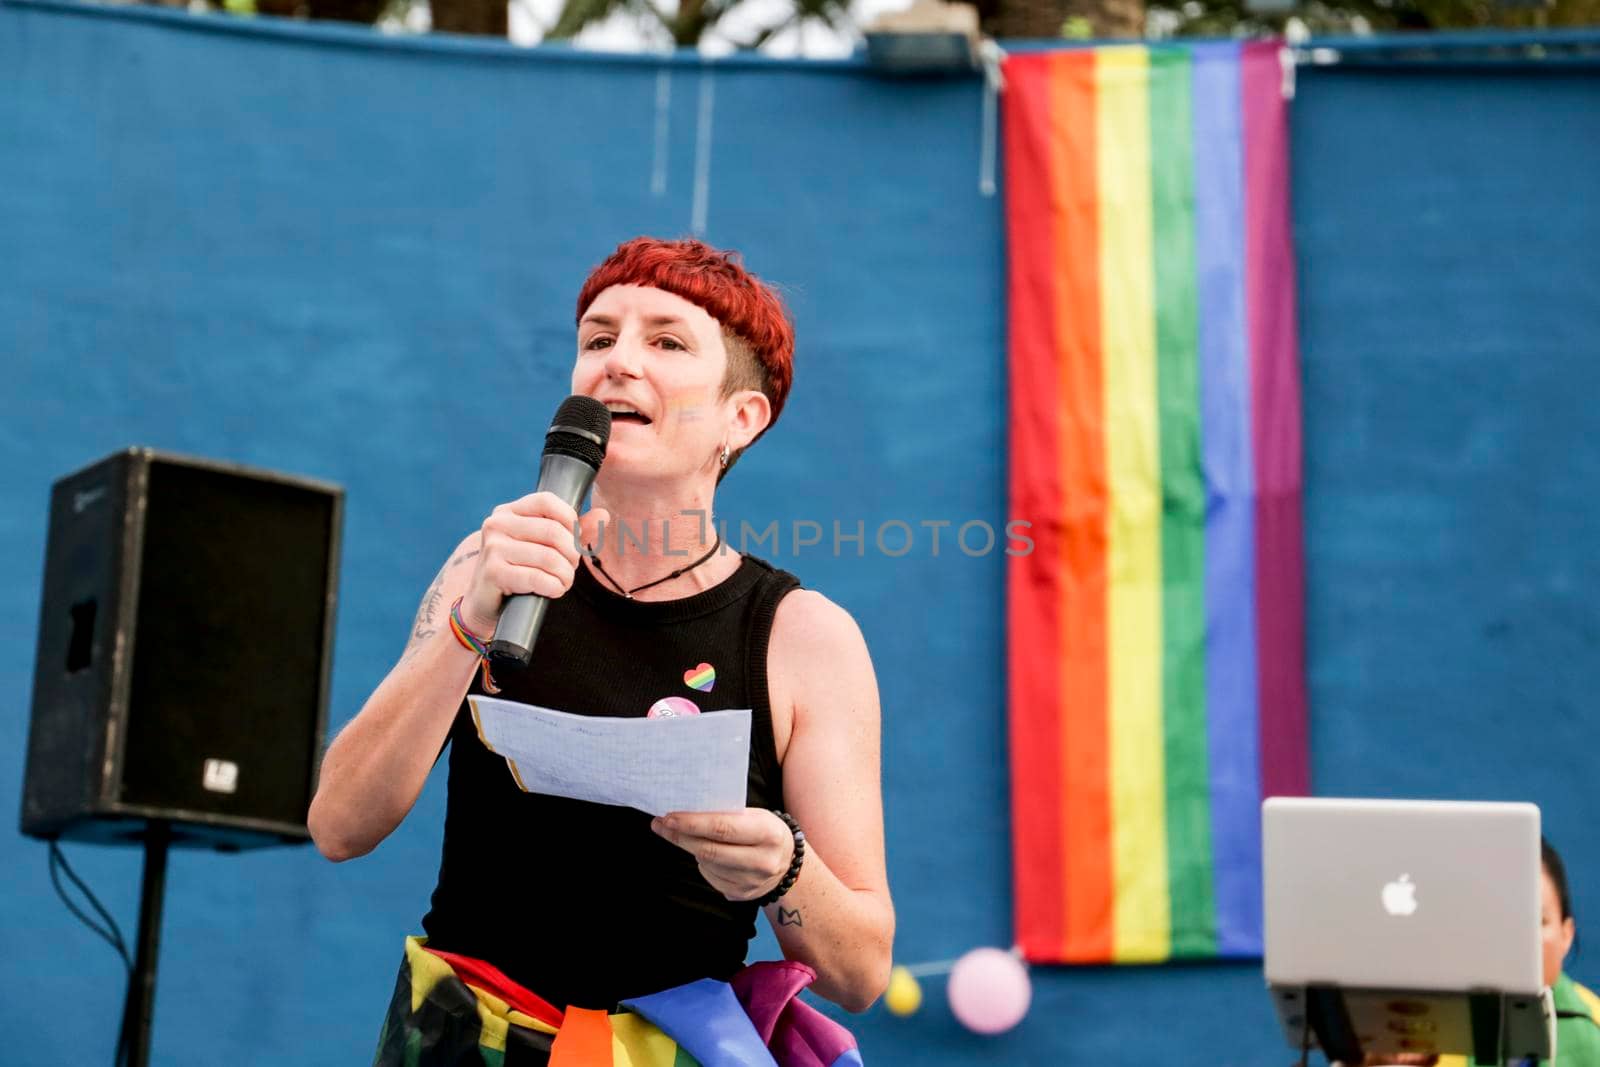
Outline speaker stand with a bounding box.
[122,820,170,1067]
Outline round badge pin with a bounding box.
[648,696,701,719]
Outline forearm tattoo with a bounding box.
[409,566,446,647]
[404,549,481,657]
[777,906,803,927]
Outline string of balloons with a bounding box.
[883,946,1033,1035]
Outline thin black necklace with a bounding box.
[587,536,722,600]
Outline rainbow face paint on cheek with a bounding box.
[663,397,710,424]
[658,386,721,426]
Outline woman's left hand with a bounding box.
[651,809,795,903]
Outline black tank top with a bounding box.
[420,552,800,1011]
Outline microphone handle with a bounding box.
[487,452,600,669]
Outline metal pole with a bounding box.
[124,820,170,1067]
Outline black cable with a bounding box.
[48,842,132,971]
[46,841,134,1066]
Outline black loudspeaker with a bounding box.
[20,448,342,851]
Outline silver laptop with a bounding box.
[1263,797,1548,1060]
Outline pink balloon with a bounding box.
[947,947,1031,1035]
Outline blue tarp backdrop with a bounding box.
[2,3,1597,1063]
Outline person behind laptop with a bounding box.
[1363,838,1600,1066]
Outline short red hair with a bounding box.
[576,238,795,433]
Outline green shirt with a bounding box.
[1548,972,1600,1066]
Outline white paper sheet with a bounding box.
[466,696,751,816]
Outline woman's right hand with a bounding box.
[459,492,609,636]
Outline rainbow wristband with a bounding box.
[449,597,492,656]
[449,597,500,694]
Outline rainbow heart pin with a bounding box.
[683,662,716,692]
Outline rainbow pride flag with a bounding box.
[374,938,862,1067]
[1003,41,1309,964]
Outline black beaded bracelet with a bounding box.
[758,811,806,907]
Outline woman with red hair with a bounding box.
[311,238,893,1063]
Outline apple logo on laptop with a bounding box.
[1383,874,1419,917]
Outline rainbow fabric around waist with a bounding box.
[372,937,864,1067]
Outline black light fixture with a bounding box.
[863,0,982,74]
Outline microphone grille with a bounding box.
[544,395,611,468]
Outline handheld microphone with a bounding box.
[487,395,611,669]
